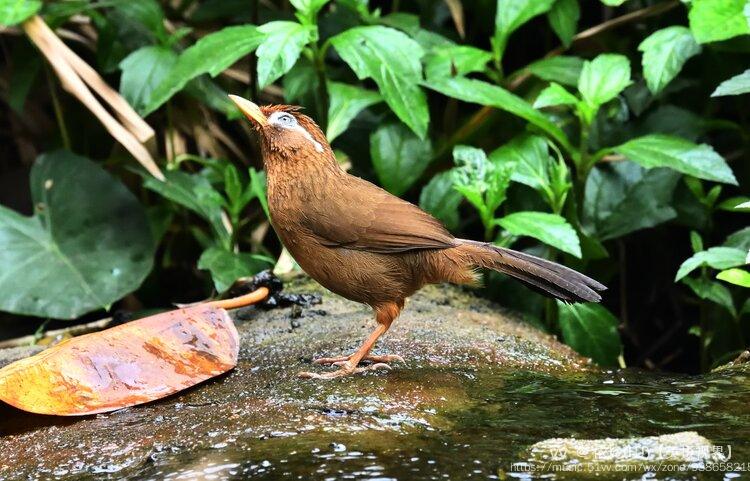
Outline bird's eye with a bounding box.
[278,114,296,126]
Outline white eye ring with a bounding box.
[270,112,298,127]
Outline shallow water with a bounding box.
[3,283,748,481]
[117,365,750,481]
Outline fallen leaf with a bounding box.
[0,288,268,416]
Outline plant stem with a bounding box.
[311,43,329,128]
[249,0,259,100]
[166,100,176,168]
[44,65,70,149]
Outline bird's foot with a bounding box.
[299,353,405,379]
[312,353,405,366]
[298,361,393,380]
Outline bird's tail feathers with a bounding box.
[455,239,605,303]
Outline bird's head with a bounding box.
[229,95,331,168]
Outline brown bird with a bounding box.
[228,95,605,379]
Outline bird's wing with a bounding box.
[305,175,456,254]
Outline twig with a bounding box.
[22,16,164,180]
[0,317,114,349]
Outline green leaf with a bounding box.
[689,0,750,44]
[453,145,515,227]
[578,54,631,108]
[330,26,429,139]
[198,246,272,292]
[639,26,701,95]
[370,123,433,196]
[247,167,269,219]
[424,76,572,152]
[583,162,680,241]
[497,211,581,257]
[223,164,243,214]
[712,69,750,97]
[143,170,230,245]
[0,0,41,26]
[326,81,382,141]
[7,41,41,113]
[256,21,316,89]
[283,56,318,103]
[600,0,627,5]
[419,171,462,231]
[725,227,750,251]
[533,82,578,108]
[557,302,622,367]
[614,134,737,185]
[676,247,747,281]
[691,230,704,253]
[682,277,736,316]
[0,150,154,319]
[145,25,265,115]
[548,0,579,47]
[119,46,178,115]
[491,135,552,191]
[526,56,584,87]
[493,0,556,59]
[109,0,167,43]
[423,45,492,80]
[289,0,329,23]
[717,268,750,288]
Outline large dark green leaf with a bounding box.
[0,0,41,26]
[144,25,265,115]
[119,46,177,115]
[557,302,622,367]
[330,26,429,138]
[370,123,433,196]
[424,76,572,152]
[497,211,581,257]
[614,135,737,185]
[583,162,680,241]
[638,26,701,95]
[198,246,272,292]
[419,171,462,231]
[0,151,154,319]
[326,81,381,141]
[712,70,750,97]
[689,0,750,43]
[256,21,316,88]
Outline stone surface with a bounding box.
[0,279,748,480]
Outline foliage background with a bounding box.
[0,0,748,373]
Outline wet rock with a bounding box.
[1,278,748,480]
[0,345,43,369]
[526,431,726,470]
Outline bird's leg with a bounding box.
[299,302,403,379]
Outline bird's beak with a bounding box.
[228,95,267,127]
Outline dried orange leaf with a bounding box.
[0,304,239,416]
